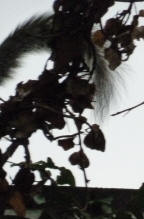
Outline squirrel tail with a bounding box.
[91,47,122,117]
[0,15,53,83]
[0,14,121,116]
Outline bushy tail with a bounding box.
[0,14,121,117]
[92,47,122,117]
[0,15,53,83]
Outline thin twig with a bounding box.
[64,106,89,187]
[0,139,28,167]
[53,132,83,140]
[111,101,144,116]
[23,141,31,164]
[1,141,20,167]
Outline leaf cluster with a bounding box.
[93,5,144,69]
[0,0,144,218]
[0,0,109,216]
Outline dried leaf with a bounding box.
[104,48,121,70]
[9,191,26,217]
[92,30,106,47]
[132,26,144,40]
[139,10,144,17]
[104,18,122,36]
[58,138,74,151]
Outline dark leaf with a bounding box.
[32,158,59,171]
[58,138,74,151]
[69,150,89,168]
[29,161,46,171]
[37,108,65,130]
[39,169,51,181]
[66,78,90,97]
[71,97,93,114]
[10,112,38,139]
[13,167,34,193]
[104,18,122,36]
[84,124,105,152]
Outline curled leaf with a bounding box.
[58,137,74,151]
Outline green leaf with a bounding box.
[101,204,112,214]
[31,161,47,170]
[99,197,113,205]
[56,167,75,187]
[46,157,58,169]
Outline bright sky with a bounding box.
[0,0,144,189]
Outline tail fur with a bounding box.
[0,15,53,83]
